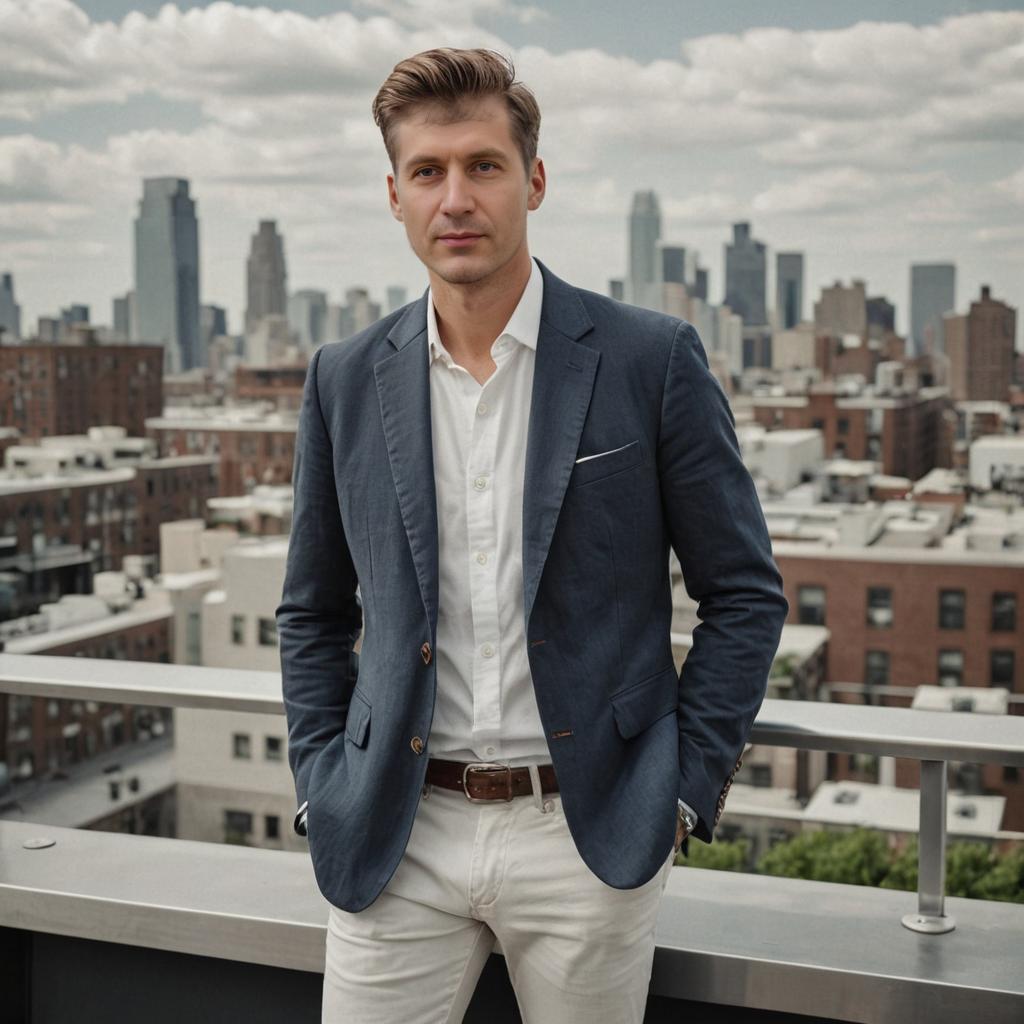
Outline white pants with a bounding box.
[323,770,675,1023]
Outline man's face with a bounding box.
[386,94,545,286]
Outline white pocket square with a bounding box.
[575,442,634,464]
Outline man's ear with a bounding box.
[387,173,404,223]
[527,157,546,212]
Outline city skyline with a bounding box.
[2,2,1022,345]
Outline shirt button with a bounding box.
[411,736,424,754]
[476,552,487,565]
[481,643,495,658]
[473,476,488,490]
[477,402,488,415]
[421,641,432,665]
[485,746,495,756]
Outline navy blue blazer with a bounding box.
[275,258,789,912]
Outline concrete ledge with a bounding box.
[2,820,1022,1022]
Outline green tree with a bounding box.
[945,842,994,897]
[880,837,918,892]
[973,847,1024,903]
[757,829,890,886]
[679,837,750,871]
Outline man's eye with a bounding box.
[477,162,496,172]
[414,167,437,178]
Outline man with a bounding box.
[276,47,788,1022]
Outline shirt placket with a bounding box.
[466,347,508,746]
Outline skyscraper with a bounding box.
[910,263,955,355]
[775,252,804,329]
[659,244,691,319]
[134,177,201,374]
[0,272,22,341]
[112,291,134,341]
[724,222,767,326]
[693,267,708,302]
[628,190,661,310]
[661,245,687,286]
[288,290,328,350]
[246,220,287,334]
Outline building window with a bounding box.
[265,815,281,841]
[865,650,890,686]
[750,764,772,787]
[798,585,826,625]
[866,587,892,628]
[224,809,253,845]
[939,589,965,630]
[991,650,1015,687]
[265,736,283,761]
[258,616,278,646]
[231,614,245,644]
[232,732,251,759]
[838,418,849,435]
[992,592,1016,632]
[938,649,963,687]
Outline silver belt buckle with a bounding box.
[462,762,514,802]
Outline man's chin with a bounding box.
[429,258,494,286]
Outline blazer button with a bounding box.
[410,736,424,754]
[421,641,432,665]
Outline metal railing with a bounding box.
[2,651,1023,936]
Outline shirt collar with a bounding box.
[427,256,543,367]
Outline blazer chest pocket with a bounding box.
[345,688,372,748]
[569,439,642,488]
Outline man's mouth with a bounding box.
[438,233,484,247]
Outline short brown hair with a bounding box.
[372,48,541,176]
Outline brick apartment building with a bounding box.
[945,286,1018,402]
[752,386,953,481]
[775,543,1021,694]
[774,541,1024,828]
[0,456,219,571]
[0,344,164,438]
[146,416,295,496]
[233,365,305,412]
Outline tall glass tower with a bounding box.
[628,190,661,310]
[134,178,201,374]
[724,222,767,327]
[246,220,287,335]
[776,252,804,329]
[910,263,956,355]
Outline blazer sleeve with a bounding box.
[657,321,789,843]
[275,345,362,832]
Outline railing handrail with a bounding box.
[2,652,1022,766]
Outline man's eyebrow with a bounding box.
[402,148,509,172]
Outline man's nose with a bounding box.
[439,168,474,216]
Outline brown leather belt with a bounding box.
[426,758,559,802]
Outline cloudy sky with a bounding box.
[3,1,1022,345]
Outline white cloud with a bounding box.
[0,2,1021,336]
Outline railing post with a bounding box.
[901,759,955,934]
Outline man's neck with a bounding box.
[430,249,533,363]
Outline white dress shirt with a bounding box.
[427,255,549,768]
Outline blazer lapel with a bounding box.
[374,290,439,631]
[522,260,599,623]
